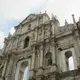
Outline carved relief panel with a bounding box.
[31,31,35,41]
[44,25,51,38]
[5,40,12,52]
[21,24,29,34]
[58,36,74,50]
[38,27,43,40]
[16,27,21,35]
[31,29,37,41]
[12,38,18,49]
[17,36,24,49]
[44,42,50,54]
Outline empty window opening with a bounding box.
[65,51,74,71]
[68,57,74,70]
[24,36,29,48]
[19,61,29,80]
[23,67,29,80]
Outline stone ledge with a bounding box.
[59,69,80,78]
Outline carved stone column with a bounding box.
[73,36,80,68]
[31,47,35,69]
[50,41,57,72]
[1,58,8,79]
[51,42,56,64]
[40,45,43,67]
[29,46,36,78]
[36,45,44,76]
[5,55,14,80]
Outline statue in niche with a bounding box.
[48,56,52,66]
[45,52,52,66]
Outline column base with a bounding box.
[0,76,5,80]
[77,65,80,71]
[36,75,45,80]
[36,72,59,80]
[36,67,44,76]
[29,77,35,80]
[44,64,57,74]
[29,69,36,78]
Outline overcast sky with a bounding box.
[0,0,80,48]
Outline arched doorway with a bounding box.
[23,66,29,80]
[15,60,30,80]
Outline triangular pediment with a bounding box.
[15,13,50,29]
[21,14,36,24]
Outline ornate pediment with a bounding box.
[21,14,36,24]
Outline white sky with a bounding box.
[0,31,5,49]
[0,0,80,24]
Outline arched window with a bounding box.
[65,51,74,71]
[45,52,52,66]
[24,36,30,48]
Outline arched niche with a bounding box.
[65,51,72,58]
[45,52,52,66]
[15,59,30,80]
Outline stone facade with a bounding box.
[0,13,80,80]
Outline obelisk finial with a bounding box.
[72,14,76,24]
